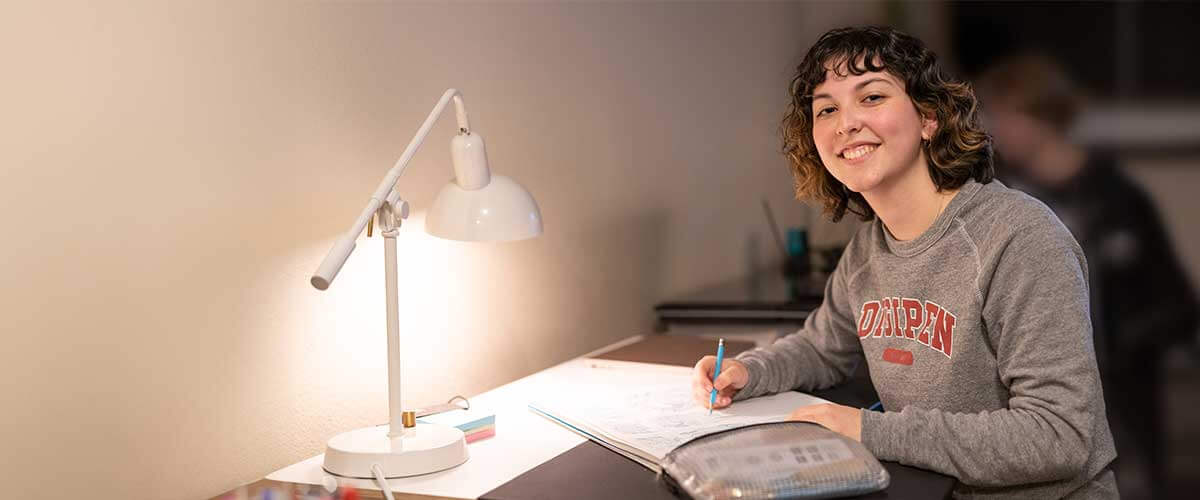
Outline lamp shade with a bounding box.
[425,174,542,241]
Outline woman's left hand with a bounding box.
[787,403,863,442]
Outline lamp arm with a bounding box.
[311,88,472,290]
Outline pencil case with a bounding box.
[658,421,889,499]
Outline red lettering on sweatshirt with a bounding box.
[893,296,904,337]
[859,297,957,359]
[880,298,894,337]
[919,301,939,346]
[901,298,922,339]
[858,301,881,338]
[931,308,957,358]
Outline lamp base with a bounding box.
[323,423,468,479]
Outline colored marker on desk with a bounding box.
[709,338,725,415]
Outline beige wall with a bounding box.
[0,2,880,499]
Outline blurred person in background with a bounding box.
[976,52,1199,500]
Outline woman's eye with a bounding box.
[816,106,836,116]
[863,94,885,103]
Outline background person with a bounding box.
[975,52,1200,500]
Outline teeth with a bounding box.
[842,144,877,160]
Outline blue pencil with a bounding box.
[709,338,725,415]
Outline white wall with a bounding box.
[0,2,880,498]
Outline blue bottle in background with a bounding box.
[784,227,810,278]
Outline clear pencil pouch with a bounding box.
[658,422,889,499]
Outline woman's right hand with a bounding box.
[691,356,749,410]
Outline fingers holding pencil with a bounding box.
[691,355,749,410]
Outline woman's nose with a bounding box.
[836,110,862,136]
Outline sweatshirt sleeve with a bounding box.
[860,221,1102,487]
[732,257,864,400]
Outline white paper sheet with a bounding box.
[529,364,829,469]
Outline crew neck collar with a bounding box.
[881,179,982,257]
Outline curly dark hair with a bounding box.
[781,26,993,221]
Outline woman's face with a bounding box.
[810,68,937,196]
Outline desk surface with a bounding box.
[480,335,954,500]
[217,335,954,500]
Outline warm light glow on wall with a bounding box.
[265,211,498,414]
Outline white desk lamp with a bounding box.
[311,88,542,481]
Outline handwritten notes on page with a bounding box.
[528,360,829,471]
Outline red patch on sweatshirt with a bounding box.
[882,348,913,366]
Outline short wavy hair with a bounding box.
[781,26,994,221]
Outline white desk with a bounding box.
[264,335,650,499]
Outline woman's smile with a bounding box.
[840,143,880,163]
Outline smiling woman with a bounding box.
[780,27,991,230]
[690,26,1119,499]
[810,71,936,230]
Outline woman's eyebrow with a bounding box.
[857,77,894,91]
[811,77,895,102]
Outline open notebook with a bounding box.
[529,360,829,471]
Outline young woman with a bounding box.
[691,27,1117,498]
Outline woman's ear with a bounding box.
[921,112,939,141]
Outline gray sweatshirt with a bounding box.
[734,180,1118,499]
